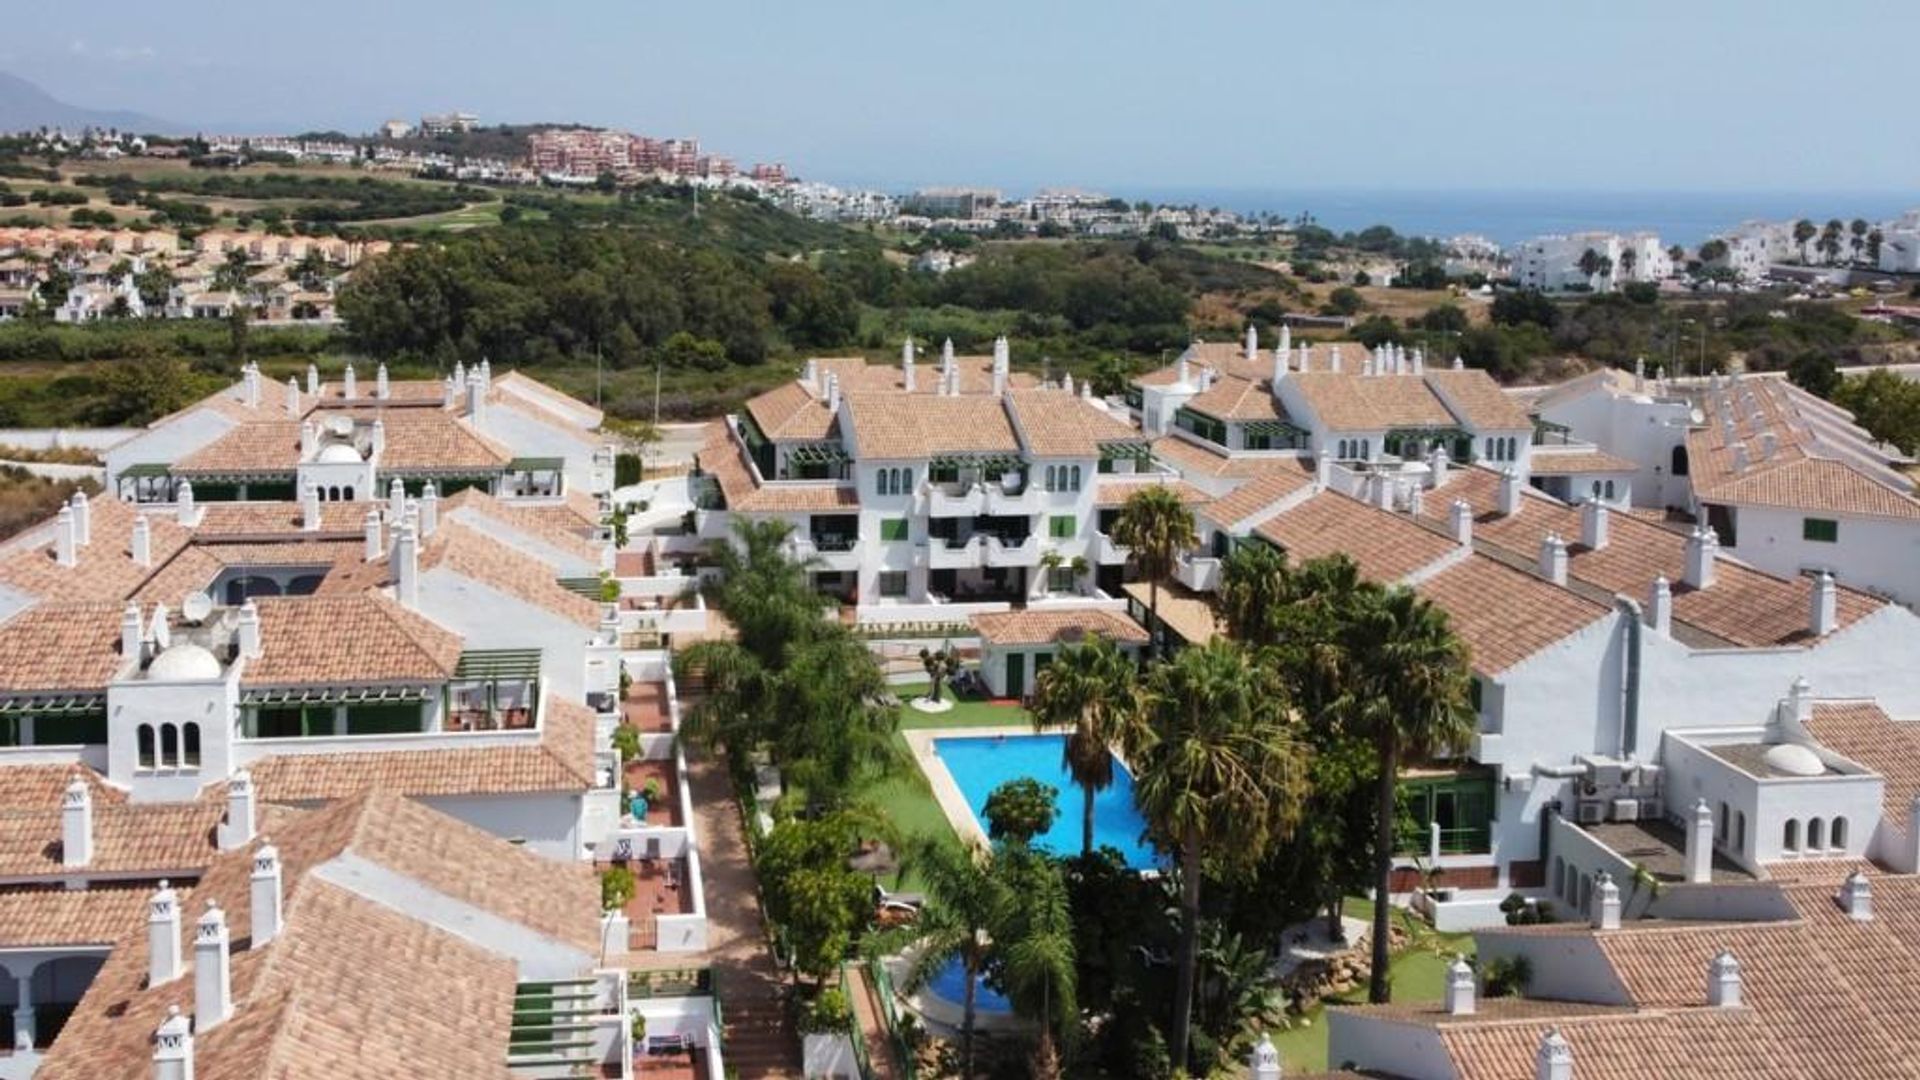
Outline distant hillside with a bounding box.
[0,72,178,134]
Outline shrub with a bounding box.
[611,726,642,762]
[600,866,636,911]
[796,987,852,1034]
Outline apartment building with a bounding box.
[1507,231,1672,292]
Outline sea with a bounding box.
[1124,188,1920,247]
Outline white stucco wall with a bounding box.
[1716,503,1920,604]
[418,792,584,861]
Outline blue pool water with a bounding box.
[932,733,1160,869]
[929,957,1012,1015]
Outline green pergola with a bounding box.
[929,452,1025,473]
[506,457,566,472]
[784,442,850,466]
[1098,440,1155,465]
[240,686,435,705]
[0,694,106,715]
[454,648,543,681]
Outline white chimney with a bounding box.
[1539,532,1568,585]
[1080,377,1092,400]
[251,840,283,946]
[1244,323,1258,361]
[394,522,419,608]
[1443,955,1475,1015]
[53,505,77,567]
[1315,453,1333,489]
[1647,576,1672,635]
[454,359,467,389]
[1412,347,1425,375]
[237,599,261,660]
[370,418,386,456]
[1452,355,1464,370]
[131,514,152,567]
[1450,499,1473,545]
[804,357,819,393]
[301,481,321,531]
[1330,346,1341,374]
[343,362,357,399]
[243,362,260,408]
[1633,355,1646,391]
[1684,526,1717,589]
[152,1005,194,1080]
[220,769,255,850]
[1427,446,1449,488]
[1810,570,1837,637]
[364,509,383,561]
[1497,468,1523,517]
[942,337,955,373]
[376,362,390,399]
[1297,342,1310,372]
[1593,871,1622,929]
[1277,323,1291,360]
[420,481,439,536]
[1840,871,1873,921]
[1249,1032,1282,1080]
[826,372,841,414]
[1062,372,1075,396]
[121,602,145,663]
[299,420,317,459]
[1376,473,1396,511]
[1407,484,1424,517]
[1272,343,1287,384]
[62,777,92,867]
[1731,443,1750,473]
[1686,798,1714,884]
[285,376,300,416]
[149,880,183,985]
[387,476,405,523]
[1782,675,1813,742]
[466,371,486,425]
[305,362,319,395]
[1177,355,1191,387]
[71,491,90,547]
[1535,1028,1572,1080]
[902,340,916,392]
[1707,950,1741,1008]
[443,374,457,407]
[193,902,232,1030]
[1580,498,1609,550]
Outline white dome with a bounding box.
[147,643,222,681]
[315,442,362,464]
[1763,743,1824,778]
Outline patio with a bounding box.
[621,758,683,827]
[621,681,673,734]
[623,858,695,949]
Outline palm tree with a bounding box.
[1576,247,1605,288]
[903,840,1007,1080]
[1111,486,1197,660]
[1850,218,1869,264]
[1618,246,1637,281]
[1819,219,1845,265]
[1339,588,1475,1004]
[1131,640,1307,1071]
[993,845,1078,1077]
[1216,540,1290,643]
[1793,219,1818,262]
[1029,635,1145,856]
[702,518,822,667]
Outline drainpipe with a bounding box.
[1614,598,1643,758]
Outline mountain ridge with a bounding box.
[0,71,179,134]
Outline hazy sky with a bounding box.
[5,0,1916,195]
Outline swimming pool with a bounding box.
[931,733,1160,869]
[929,956,1012,1015]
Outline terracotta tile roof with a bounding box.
[0,762,126,807]
[0,498,194,605]
[1185,374,1287,422]
[175,420,302,475]
[970,608,1148,646]
[0,883,156,947]
[0,801,224,880]
[244,697,597,801]
[745,380,836,440]
[1252,491,1457,583]
[843,393,1020,459]
[1415,554,1612,675]
[243,594,463,686]
[0,602,128,692]
[441,487,607,567]
[695,424,860,514]
[1150,435,1317,481]
[1697,452,1920,521]
[815,355,1037,396]
[1423,467,1883,647]
[1198,471,1315,529]
[357,410,514,472]
[1685,377,1920,520]
[1092,476,1213,509]
[130,546,226,606]
[192,502,374,536]
[1439,1008,1781,1080]
[418,521,603,626]
[492,369,604,429]
[1285,372,1456,430]
[1805,701,1920,823]
[38,790,599,1080]
[1528,448,1641,475]
[1121,580,1222,646]
[1005,389,1146,457]
[1423,368,1536,430]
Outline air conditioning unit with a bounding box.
[1575,801,1607,825]
[1610,798,1640,822]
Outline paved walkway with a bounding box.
[682,747,801,1079]
[848,962,905,1080]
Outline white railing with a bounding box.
[927,483,986,517]
[984,482,1042,515]
[1177,554,1221,592]
[985,534,1041,566]
[787,537,862,572]
[925,536,985,569]
[1093,532,1130,564]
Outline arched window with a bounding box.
[1593,480,1603,498]
[1070,466,1082,492]
[1045,466,1057,492]
[343,485,355,501]
[1784,819,1800,852]
[1604,480,1615,500]
[1671,445,1690,477]
[1808,817,1825,851]
[137,724,155,769]
[1717,802,1728,844]
[159,724,179,769]
[182,723,201,768]
[901,468,912,492]
[1580,874,1593,915]
[1337,440,1348,459]
[1735,811,1747,854]
[1832,817,1848,850]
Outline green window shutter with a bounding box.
[1050,515,1076,538]
[1802,518,1839,543]
[880,518,909,542]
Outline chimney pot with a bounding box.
[194,901,232,1031]
[1708,950,1741,1008]
[220,769,256,850]
[251,840,284,946]
[1244,323,1258,361]
[237,599,262,660]
[62,777,92,867]
[1684,526,1718,589]
[1840,871,1873,920]
[1497,468,1523,517]
[299,420,317,459]
[121,602,145,664]
[1810,570,1837,637]
[306,362,319,395]
[1686,798,1715,883]
[301,481,321,532]
[394,522,419,608]
[148,880,183,986]
[420,482,439,536]
[1593,871,1622,929]
[364,509,383,561]
[152,1004,194,1080]
[1540,532,1569,585]
[131,514,152,567]
[376,362,390,400]
[466,371,487,425]
[1427,446,1450,489]
[826,372,842,414]
[387,476,405,523]
[53,506,77,567]
[343,362,357,399]
[1444,955,1475,1015]
[1581,498,1609,550]
[370,418,386,455]
[1647,576,1672,635]
[1249,1031,1282,1080]
[1535,1028,1573,1080]
[1450,499,1473,546]
[70,491,90,547]
[285,376,301,416]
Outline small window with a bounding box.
[160,724,179,768]
[1049,515,1076,539]
[182,722,201,768]
[1604,480,1616,499]
[1784,819,1800,852]
[1803,518,1839,543]
[1070,466,1082,492]
[876,571,908,598]
[1807,817,1825,851]
[1047,566,1076,592]
[1045,466,1057,492]
[874,470,889,496]
[879,518,909,542]
[137,724,156,769]
[1832,817,1848,850]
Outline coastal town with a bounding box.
[2,5,1920,1076]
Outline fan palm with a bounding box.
[1130,640,1307,1071]
[1216,539,1290,643]
[902,840,1007,1080]
[1111,485,1197,660]
[1030,635,1145,856]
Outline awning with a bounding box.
[240,685,435,705]
[1098,441,1154,463]
[119,463,173,478]
[172,470,296,483]
[1239,420,1305,438]
[930,453,1025,472]
[557,577,603,597]
[454,648,543,681]
[507,457,566,472]
[0,694,106,715]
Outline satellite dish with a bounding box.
[182,592,214,624]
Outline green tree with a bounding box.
[1850,218,1869,263]
[98,355,221,425]
[984,777,1058,847]
[1869,228,1885,265]
[214,247,252,292]
[1618,246,1638,280]
[657,330,728,372]
[1787,352,1841,399]
[1818,219,1844,264]
[1110,486,1197,661]
[994,844,1078,1076]
[1418,304,1469,334]
[1575,247,1612,287]
[757,810,879,986]
[1793,219,1818,261]
[1324,286,1364,316]
[1338,588,1475,1003]
[1131,640,1307,1072]
[1216,540,1291,642]
[1030,635,1146,856]
[1834,368,1920,454]
[1697,239,1730,265]
[133,264,175,311]
[904,840,1009,1078]
[1489,288,1558,330]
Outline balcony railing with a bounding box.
[1093,532,1130,564]
[924,536,984,569]
[985,534,1040,567]
[984,482,1042,515]
[927,483,985,517]
[1176,554,1221,592]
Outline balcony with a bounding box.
[924,536,985,569]
[985,534,1040,567]
[1176,554,1221,592]
[984,481,1042,516]
[787,536,862,572]
[927,483,985,517]
[1093,532,1130,565]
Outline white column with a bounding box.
[11,968,33,1052]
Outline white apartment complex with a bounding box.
[1507,231,1672,292]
